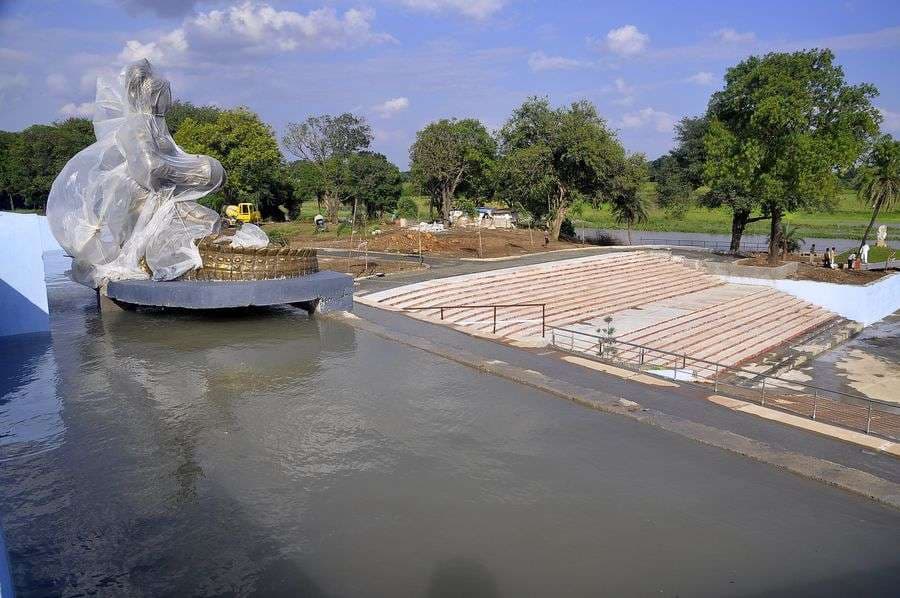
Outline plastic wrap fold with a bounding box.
[46,60,266,288]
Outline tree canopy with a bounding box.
[0,118,94,211]
[409,118,496,224]
[704,49,880,260]
[336,151,403,219]
[495,97,629,240]
[282,113,373,222]
[855,134,900,254]
[165,100,223,136]
[174,107,289,217]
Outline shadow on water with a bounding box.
[427,557,500,598]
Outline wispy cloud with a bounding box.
[59,101,93,118]
[600,25,649,56]
[396,0,506,20]
[527,51,587,72]
[879,107,900,132]
[118,2,395,66]
[373,96,410,117]
[685,71,714,85]
[713,28,756,43]
[620,107,675,133]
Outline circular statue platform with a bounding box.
[103,270,353,313]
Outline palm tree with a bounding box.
[610,191,649,245]
[856,135,900,257]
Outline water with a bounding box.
[1,255,899,596]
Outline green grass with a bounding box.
[837,245,898,263]
[572,188,899,239]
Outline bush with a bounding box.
[560,217,576,238]
[396,196,418,220]
[455,197,477,218]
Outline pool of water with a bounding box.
[1,255,899,597]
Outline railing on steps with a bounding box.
[548,326,900,442]
[401,303,546,337]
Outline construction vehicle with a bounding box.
[224,203,262,225]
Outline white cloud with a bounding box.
[713,28,756,43]
[59,102,94,118]
[118,2,393,65]
[0,47,29,62]
[0,72,27,106]
[620,107,675,133]
[879,107,900,132]
[686,71,714,85]
[610,77,634,105]
[527,51,586,72]
[397,0,506,20]
[119,29,188,65]
[46,73,69,94]
[373,96,410,117]
[604,25,648,56]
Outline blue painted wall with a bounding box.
[0,213,54,337]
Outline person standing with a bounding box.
[861,243,870,264]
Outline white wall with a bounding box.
[0,212,54,337]
[722,273,900,326]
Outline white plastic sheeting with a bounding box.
[229,224,269,249]
[46,59,265,287]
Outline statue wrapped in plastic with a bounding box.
[47,59,267,288]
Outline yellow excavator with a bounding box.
[223,203,262,225]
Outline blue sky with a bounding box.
[1,0,899,168]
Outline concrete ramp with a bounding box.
[362,251,838,367]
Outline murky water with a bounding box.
[575,227,870,252]
[1,255,899,597]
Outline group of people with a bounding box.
[810,243,869,269]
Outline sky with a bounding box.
[1,0,899,168]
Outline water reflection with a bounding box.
[0,333,64,460]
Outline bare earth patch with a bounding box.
[740,253,891,284]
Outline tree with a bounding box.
[855,135,900,256]
[1,118,94,211]
[165,100,222,136]
[654,116,709,218]
[608,154,650,244]
[409,118,495,224]
[282,113,373,223]
[495,97,626,240]
[336,151,403,219]
[174,107,286,217]
[286,160,325,216]
[705,50,880,263]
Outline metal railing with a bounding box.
[402,303,546,336]
[548,326,900,441]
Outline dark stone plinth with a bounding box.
[104,271,353,313]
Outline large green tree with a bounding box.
[165,100,223,136]
[282,113,373,223]
[336,151,403,219]
[608,154,650,244]
[855,135,900,255]
[0,118,94,211]
[409,118,495,224]
[705,49,880,262]
[495,97,626,240]
[175,107,288,217]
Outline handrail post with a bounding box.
[493,305,497,334]
[541,304,546,338]
[761,378,766,406]
[866,404,873,434]
[812,389,817,420]
[714,362,719,392]
[440,307,444,321]
[682,354,686,369]
[640,347,644,366]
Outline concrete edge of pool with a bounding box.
[329,311,900,511]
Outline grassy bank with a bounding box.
[572,189,899,240]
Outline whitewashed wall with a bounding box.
[722,273,900,326]
[0,213,59,337]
